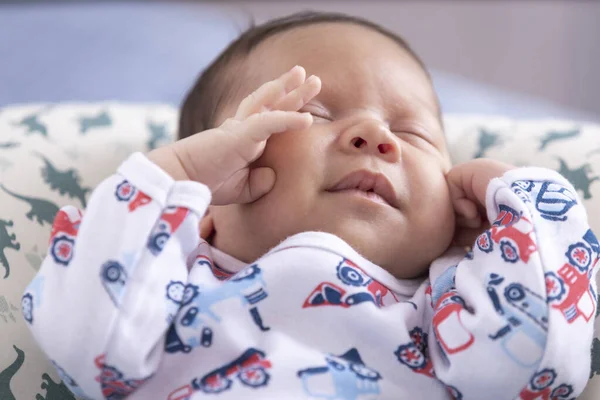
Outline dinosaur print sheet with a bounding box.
[0,104,599,399]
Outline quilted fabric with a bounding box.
[0,104,598,399]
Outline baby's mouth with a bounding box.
[327,170,398,209]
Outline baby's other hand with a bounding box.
[149,65,321,205]
[446,159,515,247]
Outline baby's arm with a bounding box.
[22,154,210,399]
[428,160,598,399]
[22,66,321,399]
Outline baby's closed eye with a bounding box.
[299,105,332,123]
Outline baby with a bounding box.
[23,11,598,400]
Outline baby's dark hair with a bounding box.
[178,11,436,140]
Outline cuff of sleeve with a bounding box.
[117,152,212,215]
[500,167,575,190]
[168,181,212,217]
[485,166,578,221]
[117,152,175,208]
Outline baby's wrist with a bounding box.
[146,144,192,182]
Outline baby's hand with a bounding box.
[446,159,515,247]
[148,66,321,205]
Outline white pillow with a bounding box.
[0,103,177,399]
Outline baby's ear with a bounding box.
[199,211,214,240]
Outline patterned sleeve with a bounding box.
[425,168,598,399]
[21,152,211,399]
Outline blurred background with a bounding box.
[1,0,599,122]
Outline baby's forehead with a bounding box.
[212,23,442,136]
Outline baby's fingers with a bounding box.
[235,66,306,120]
[241,110,313,143]
[273,75,321,112]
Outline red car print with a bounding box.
[490,217,537,263]
[432,292,475,355]
[115,180,152,212]
[49,207,82,266]
[493,204,522,227]
[128,191,151,212]
[517,368,572,400]
[546,234,598,324]
[394,327,435,378]
[94,354,148,400]
[147,206,189,255]
[304,259,399,309]
[336,259,398,307]
[546,263,595,323]
[167,348,272,399]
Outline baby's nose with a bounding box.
[339,119,400,162]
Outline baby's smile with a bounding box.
[326,169,398,209]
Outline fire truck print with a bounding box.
[430,265,457,306]
[167,348,272,399]
[95,354,149,400]
[511,180,577,222]
[297,348,381,399]
[486,274,547,367]
[146,206,189,256]
[184,263,270,331]
[432,291,475,355]
[114,179,151,212]
[394,327,435,378]
[493,204,522,226]
[517,368,573,400]
[165,258,248,354]
[100,260,128,307]
[429,261,475,356]
[303,258,398,309]
[476,215,537,264]
[164,281,213,353]
[49,207,82,266]
[545,230,598,324]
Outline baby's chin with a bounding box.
[315,220,444,280]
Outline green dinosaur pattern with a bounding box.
[0,295,18,323]
[474,128,502,158]
[556,158,599,200]
[36,154,90,207]
[0,142,20,149]
[0,219,20,279]
[147,121,170,150]
[79,111,112,134]
[539,128,580,151]
[14,112,48,137]
[0,345,25,400]
[36,373,76,400]
[592,338,600,379]
[0,184,59,226]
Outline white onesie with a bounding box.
[22,153,599,399]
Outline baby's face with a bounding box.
[210,23,455,278]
